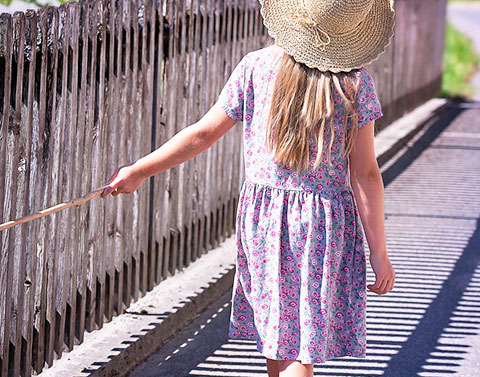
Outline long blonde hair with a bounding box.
[265,52,362,172]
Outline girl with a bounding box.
[102,0,396,376]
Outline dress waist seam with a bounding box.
[243,180,353,193]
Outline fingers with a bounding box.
[377,278,389,293]
[101,186,116,198]
[101,176,122,198]
[386,277,395,293]
[102,165,138,198]
[367,279,382,294]
[367,276,395,295]
[101,169,121,198]
[101,180,134,198]
[101,185,123,198]
[367,279,383,292]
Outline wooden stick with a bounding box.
[0,187,107,232]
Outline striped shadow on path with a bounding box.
[128,101,480,377]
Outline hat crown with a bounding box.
[301,0,375,35]
[259,0,395,72]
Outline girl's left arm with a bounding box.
[101,104,236,197]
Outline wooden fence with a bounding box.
[0,0,445,375]
[370,0,447,129]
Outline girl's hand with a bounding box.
[367,252,395,295]
[101,162,146,198]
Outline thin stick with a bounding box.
[0,187,107,232]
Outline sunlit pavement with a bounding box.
[129,101,480,376]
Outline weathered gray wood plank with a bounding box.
[136,0,150,296]
[153,0,167,284]
[65,2,81,351]
[73,0,90,344]
[44,7,62,366]
[0,13,12,377]
[54,3,73,359]
[30,9,49,372]
[113,0,127,315]
[6,11,26,377]
[103,0,117,323]
[88,0,107,327]
[22,10,39,376]
[83,0,99,332]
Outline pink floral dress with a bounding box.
[216,45,383,364]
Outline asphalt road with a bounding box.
[128,101,480,377]
[448,2,480,100]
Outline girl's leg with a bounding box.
[266,358,279,377]
[266,359,314,377]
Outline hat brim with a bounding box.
[260,0,396,73]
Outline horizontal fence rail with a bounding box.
[0,0,445,375]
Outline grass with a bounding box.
[0,0,71,6]
[441,22,480,99]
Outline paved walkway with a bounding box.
[129,101,480,376]
[448,2,480,100]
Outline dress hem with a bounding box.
[227,332,367,365]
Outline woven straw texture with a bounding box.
[259,0,396,73]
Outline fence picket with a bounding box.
[65,3,81,351]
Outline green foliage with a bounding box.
[441,22,480,99]
[447,0,480,3]
[0,0,73,7]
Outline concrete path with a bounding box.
[448,2,480,100]
[129,101,480,377]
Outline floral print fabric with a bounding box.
[216,45,383,364]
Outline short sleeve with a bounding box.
[216,55,247,122]
[354,68,383,129]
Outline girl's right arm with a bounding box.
[349,120,395,295]
[101,103,237,198]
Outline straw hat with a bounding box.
[259,0,396,73]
